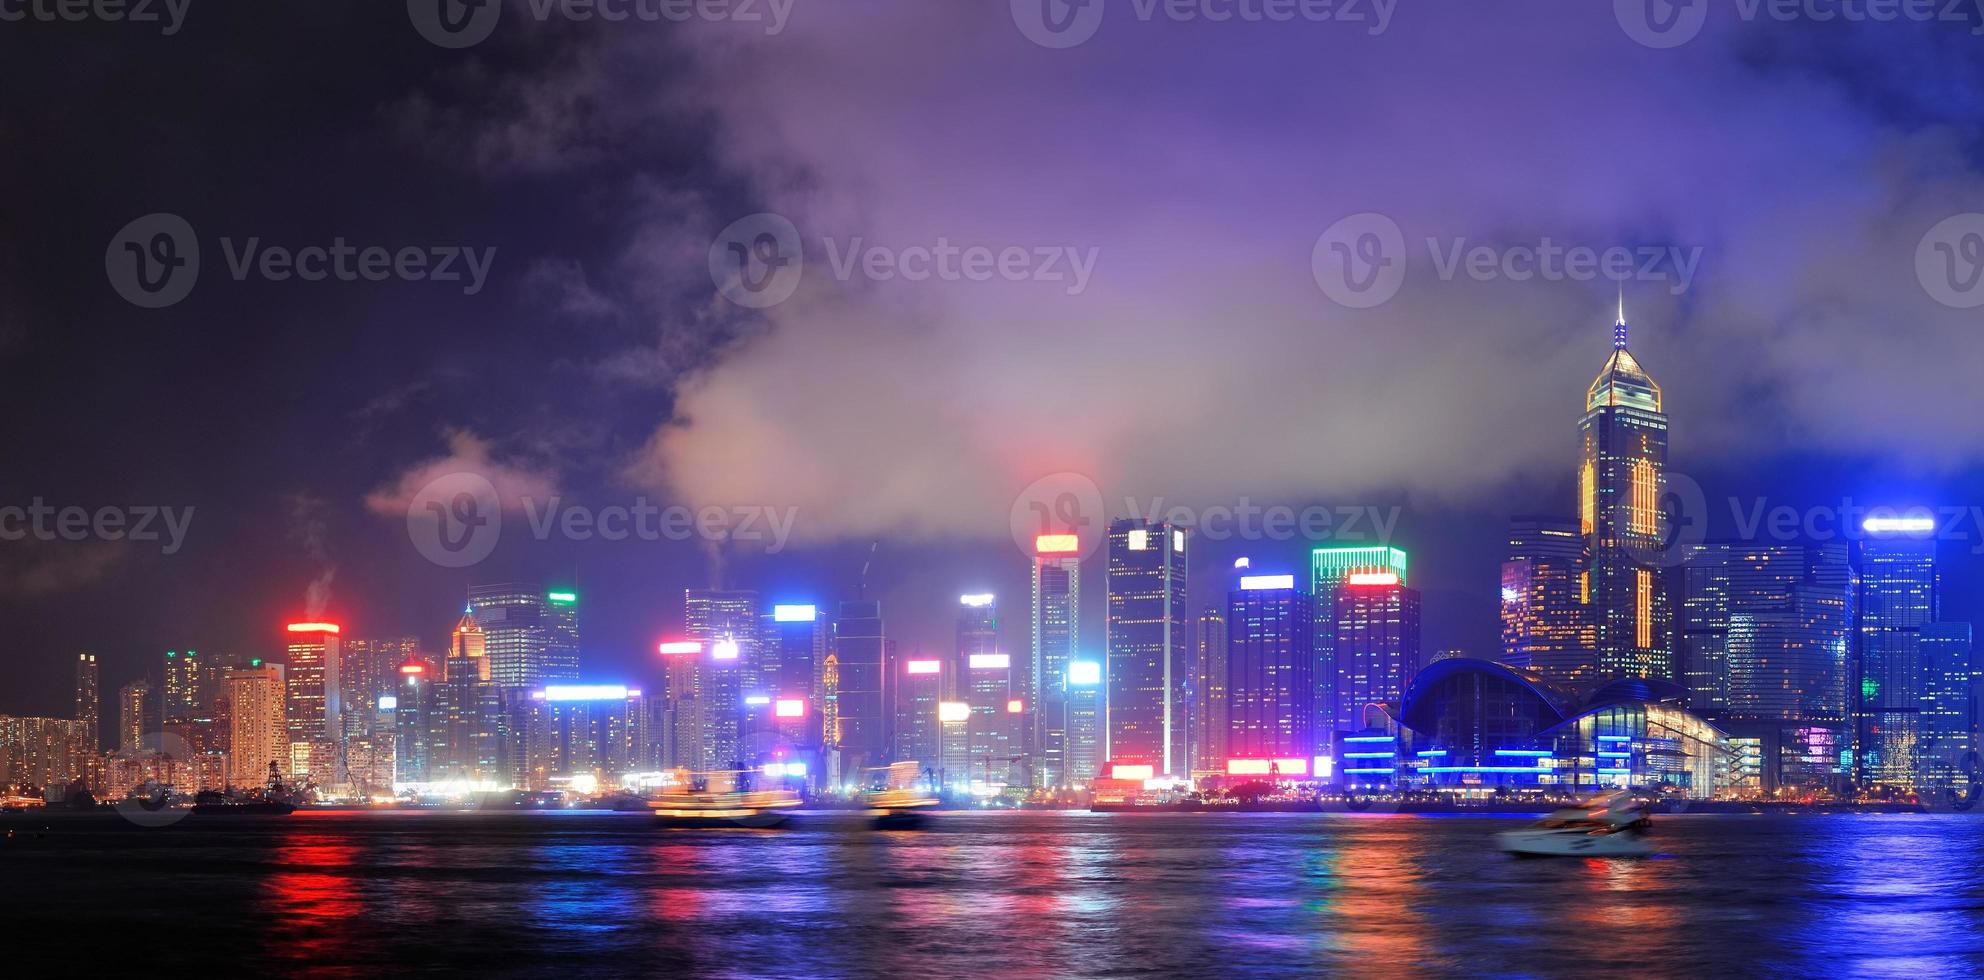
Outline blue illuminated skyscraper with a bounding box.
[1105,518,1189,777]
[1858,518,1937,791]
[1920,622,1974,795]
[1225,572,1314,763]
[1030,534,1082,787]
[468,584,580,690]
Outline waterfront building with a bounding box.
[832,600,888,776]
[467,585,580,690]
[1191,608,1228,776]
[226,660,286,787]
[894,651,945,770]
[517,684,650,792]
[1330,566,1421,737]
[687,590,760,771]
[956,594,1017,789]
[1311,547,1410,747]
[1031,534,1082,787]
[1226,572,1315,769]
[283,622,343,784]
[392,655,440,784]
[1681,540,1854,793]
[438,609,504,784]
[1580,305,1672,682]
[1065,658,1102,785]
[339,635,419,743]
[1105,519,1189,777]
[1920,621,1974,796]
[0,715,93,793]
[1858,519,1937,791]
[1388,659,1729,799]
[1499,517,1592,686]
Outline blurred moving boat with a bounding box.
[649,771,800,828]
[863,762,939,830]
[1496,791,1653,858]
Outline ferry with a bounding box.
[862,762,940,830]
[1496,791,1653,858]
[648,771,800,828]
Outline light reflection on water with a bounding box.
[6,810,1984,976]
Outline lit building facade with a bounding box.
[1499,517,1591,686]
[1191,607,1228,776]
[1330,566,1422,737]
[1579,308,1671,683]
[117,679,154,753]
[1312,547,1409,746]
[1225,573,1315,765]
[1105,518,1189,776]
[468,584,580,690]
[283,622,343,784]
[681,590,760,771]
[439,609,504,783]
[957,594,1017,789]
[226,660,286,787]
[1920,621,1975,795]
[832,600,888,775]
[163,650,201,724]
[517,685,652,791]
[391,656,439,784]
[1030,534,1082,787]
[1858,523,1937,790]
[0,715,93,793]
[894,652,946,769]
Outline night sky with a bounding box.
[4,2,1984,716]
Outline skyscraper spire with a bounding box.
[1613,286,1628,349]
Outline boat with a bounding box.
[192,762,300,816]
[1496,791,1653,858]
[648,771,800,828]
[862,762,940,830]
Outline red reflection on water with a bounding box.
[1330,825,1432,964]
[263,833,363,966]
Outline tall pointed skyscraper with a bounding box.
[1579,301,1672,684]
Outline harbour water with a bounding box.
[4,810,1980,977]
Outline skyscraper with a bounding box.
[1105,519,1189,776]
[391,655,440,784]
[339,635,419,741]
[117,679,154,754]
[439,609,503,783]
[1580,305,1671,682]
[1226,573,1315,764]
[227,660,285,787]
[468,585,580,690]
[1030,534,1082,787]
[163,650,201,725]
[74,653,99,758]
[1859,519,1937,790]
[283,622,343,784]
[686,590,760,771]
[1311,547,1409,746]
[1330,569,1421,736]
[832,600,887,775]
[1191,607,1228,776]
[957,594,1017,788]
[1499,518,1592,686]
[756,604,829,783]
[1920,621,1974,796]
[894,652,945,771]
